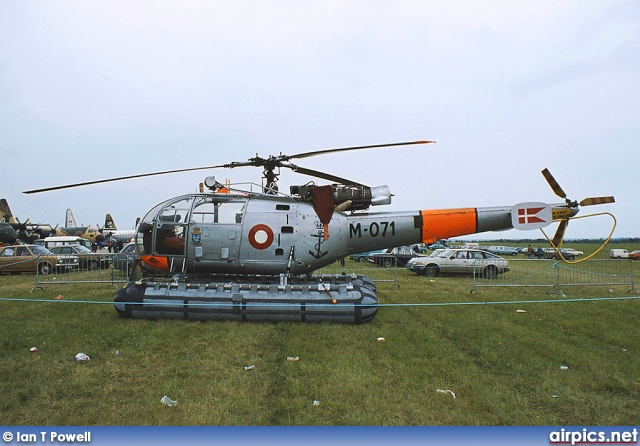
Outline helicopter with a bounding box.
[24,141,615,323]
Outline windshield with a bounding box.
[33,246,52,255]
[437,249,454,258]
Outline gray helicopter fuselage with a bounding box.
[136,192,573,276]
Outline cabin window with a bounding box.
[190,198,245,224]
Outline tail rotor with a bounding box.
[541,168,615,248]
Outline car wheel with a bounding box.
[88,260,98,270]
[358,257,367,263]
[483,265,498,279]
[383,258,393,267]
[38,262,52,275]
[424,265,439,277]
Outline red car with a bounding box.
[629,250,640,260]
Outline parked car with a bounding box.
[0,244,63,275]
[406,248,510,279]
[628,250,640,260]
[542,248,578,261]
[112,242,138,274]
[41,236,93,250]
[609,249,629,259]
[369,246,418,267]
[349,249,383,263]
[428,243,447,250]
[411,244,429,253]
[559,248,583,257]
[48,245,111,270]
[485,246,520,256]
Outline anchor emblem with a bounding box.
[309,229,328,259]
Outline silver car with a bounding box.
[406,248,509,279]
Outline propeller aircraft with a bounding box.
[0,222,18,246]
[103,213,136,244]
[0,198,57,244]
[54,209,103,243]
[24,141,615,323]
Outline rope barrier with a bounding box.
[1,295,639,308]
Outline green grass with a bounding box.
[0,241,638,426]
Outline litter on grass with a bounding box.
[74,353,90,361]
[161,396,177,407]
[436,389,456,399]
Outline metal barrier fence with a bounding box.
[472,258,638,296]
[28,253,639,297]
[317,259,401,287]
[32,253,131,291]
[29,254,396,291]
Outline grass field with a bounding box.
[1,241,638,426]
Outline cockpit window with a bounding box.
[154,197,192,255]
[158,197,192,224]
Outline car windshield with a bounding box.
[32,246,52,255]
[429,249,445,257]
[437,249,454,258]
[74,245,92,253]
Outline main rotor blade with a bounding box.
[541,168,567,200]
[552,219,569,248]
[23,164,228,194]
[287,164,366,186]
[580,196,615,206]
[288,140,435,161]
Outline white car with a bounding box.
[559,248,583,257]
[406,248,509,279]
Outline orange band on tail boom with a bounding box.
[420,208,477,243]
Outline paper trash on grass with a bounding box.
[74,353,90,361]
[436,389,456,399]
[161,396,177,407]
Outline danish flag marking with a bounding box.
[512,202,552,230]
[518,207,546,224]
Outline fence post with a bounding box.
[31,254,43,292]
[548,261,565,297]
[391,258,400,288]
[629,259,638,295]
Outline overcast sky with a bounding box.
[1,1,638,241]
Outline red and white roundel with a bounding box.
[248,224,274,250]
